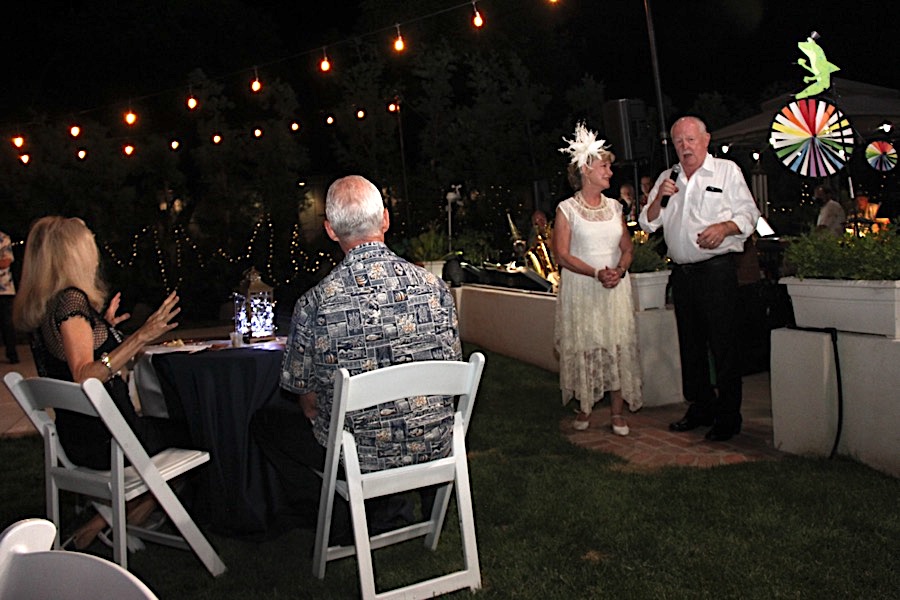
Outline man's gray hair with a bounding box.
[325,175,385,239]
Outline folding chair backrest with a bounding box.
[2,372,227,577]
[314,352,485,599]
[0,518,159,600]
[330,353,485,440]
[3,372,81,470]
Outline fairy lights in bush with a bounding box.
[100,217,339,299]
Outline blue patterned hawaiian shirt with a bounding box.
[0,231,15,296]
[281,242,461,472]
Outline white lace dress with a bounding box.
[554,193,643,414]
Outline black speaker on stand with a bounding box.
[602,99,652,164]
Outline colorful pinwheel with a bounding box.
[769,98,854,176]
[865,139,897,171]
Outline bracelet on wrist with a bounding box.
[100,353,116,381]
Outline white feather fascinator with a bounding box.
[559,122,609,168]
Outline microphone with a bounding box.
[660,164,681,208]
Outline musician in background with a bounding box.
[527,209,558,285]
[529,210,552,251]
[855,193,879,222]
[853,192,888,233]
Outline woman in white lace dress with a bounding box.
[554,123,642,434]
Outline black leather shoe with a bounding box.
[705,417,742,442]
[669,414,713,432]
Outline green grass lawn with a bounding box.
[2,346,898,599]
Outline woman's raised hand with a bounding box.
[138,290,181,344]
[104,292,132,328]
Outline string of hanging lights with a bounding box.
[3,0,563,164]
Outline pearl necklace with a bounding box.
[573,191,615,221]
[575,191,604,210]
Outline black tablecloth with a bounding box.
[151,347,291,539]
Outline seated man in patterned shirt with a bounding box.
[251,174,461,537]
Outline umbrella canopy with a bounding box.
[712,79,900,148]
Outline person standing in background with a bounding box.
[617,182,637,221]
[813,184,845,237]
[0,229,19,364]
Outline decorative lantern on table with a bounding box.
[233,267,276,342]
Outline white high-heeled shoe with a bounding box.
[611,414,629,436]
[573,411,590,430]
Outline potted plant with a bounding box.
[628,234,671,311]
[407,227,451,278]
[780,225,900,338]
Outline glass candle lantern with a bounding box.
[233,267,275,342]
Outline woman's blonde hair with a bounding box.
[13,216,107,331]
[567,149,616,191]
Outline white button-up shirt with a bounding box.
[638,154,759,265]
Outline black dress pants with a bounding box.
[670,254,742,424]
[0,295,18,362]
[250,402,420,541]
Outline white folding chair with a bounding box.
[2,372,226,577]
[0,518,158,600]
[312,352,485,600]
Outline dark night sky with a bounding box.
[2,0,898,130]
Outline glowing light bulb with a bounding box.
[388,102,399,113]
[123,144,135,156]
[12,136,24,148]
[19,154,29,164]
[77,149,87,160]
[212,133,222,144]
[472,2,484,27]
[125,111,137,125]
[254,128,263,138]
[356,109,366,120]
[170,139,180,150]
[393,25,404,52]
[290,121,300,132]
[325,115,335,125]
[251,78,261,93]
[187,96,198,110]
[70,125,81,137]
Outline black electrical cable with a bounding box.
[788,325,843,458]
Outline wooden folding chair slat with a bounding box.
[3,372,226,577]
[311,352,485,600]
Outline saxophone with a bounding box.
[526,224,559,287]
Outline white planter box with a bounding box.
[780,277,900,338]
[421,260,446,279]
[630,270,671,311]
